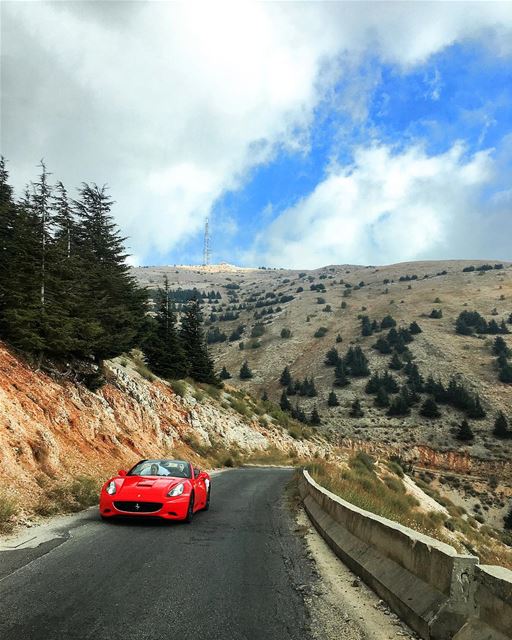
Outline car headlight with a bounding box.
[106,480,117,496]
[167,483,184,497]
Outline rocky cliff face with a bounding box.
[0,343,319,512]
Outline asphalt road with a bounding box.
[0,468,317,640]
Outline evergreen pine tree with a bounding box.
[286,382,296,396]
[456,419,474,442]
[345,345,370,377]
[335,333,343,343]
[467,395,486,419]
[144,277,187,379]
[280,365,292,386]
[409,321,422,334]
[179,299,217,383]
[387,393,411,416]
[389,352,403,370]
[361,315,373,336]
[261,390,269,402]
[324,346,340,366]
[374,386,390,408]
[493,412,511,439]
[327,391,339,407]
[280,389,292,412]
[349,398,364,418]
[219,366,232,380]
[239,360,253,379]
[504,504,512,530]
[334,361,350,387]
[307,378,318,397]
[74,183,147,361]
[420,397,441,418]
[310,406,321,425]
[499,362,512,383]
[493,336,511,357]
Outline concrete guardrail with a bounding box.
[299,469,512,640]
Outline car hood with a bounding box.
[114,476,187,498]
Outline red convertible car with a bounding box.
[99,459,211,523]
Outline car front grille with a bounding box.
[113,501,163,513]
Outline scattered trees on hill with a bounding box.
[456,311,509,336]
[429,309,443,319]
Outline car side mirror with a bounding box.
[194,468,201,478]
[118,469,127,476]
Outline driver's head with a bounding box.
[150,463,159,475]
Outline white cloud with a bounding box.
[248,142,495,268]
[2,1,512,262]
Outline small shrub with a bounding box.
[171,380,188,397]
[0,491,17,532]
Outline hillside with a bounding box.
[0,342,324,527]
[133,260,512,462]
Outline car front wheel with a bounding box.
[184,494,194,523]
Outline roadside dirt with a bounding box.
[297,509,418,640]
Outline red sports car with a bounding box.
[99,459,211,523]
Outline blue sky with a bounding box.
[3,2,512,267]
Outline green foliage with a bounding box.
[0,490,17,532]
[36,476,100,515]
[324,346,340,366]
[420,397,441,418]
[219,366,232,380]
[349,398,364,418]
[505,504,512,530]
[280,327,292,339]
[493,412,511,439]
[456,419,474,442]
[0,160,147,362]
[314,326,328,338]
[144,276,187,380]
[327,391,339,407]
[343,345,370,377]
[239,360,253,379]
[280,389,292,412]
[280,365,292,386]
[179,300,218,384]
[309,406,321,425]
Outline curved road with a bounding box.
[0,468,317,640]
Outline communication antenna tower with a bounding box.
[203,217,211,266]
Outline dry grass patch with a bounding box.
[0,490,18,533]
[35,476,101,516]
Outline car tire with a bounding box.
[203,488,211,511]
[184,494,194,524]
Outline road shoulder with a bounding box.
[297,508,419,640]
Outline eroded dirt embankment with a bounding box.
[0,342,317,514]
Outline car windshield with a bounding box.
[127,460,191,478]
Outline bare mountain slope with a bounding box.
[133,260,512,463]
